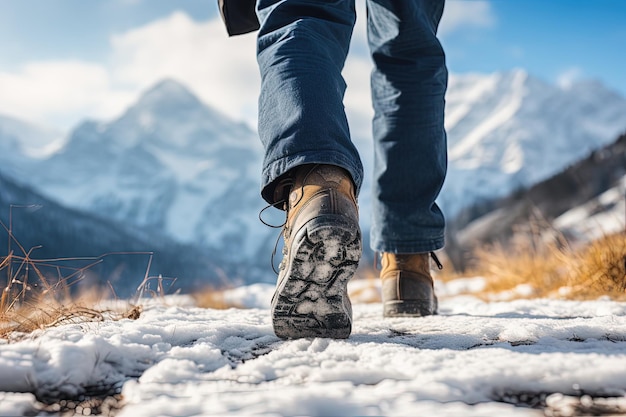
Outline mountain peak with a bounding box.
[505,67,528,79]
[111,78,212,139]
[136,79,202,110]
[76,77,258,154]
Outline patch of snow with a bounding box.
[450,69,527,161]
[554,176,626,241]
[445,72,500,131]
[489,284,536,301]
[2,283,626,416]
[0,392,37,416]
[436,276,487,297]
[441,70,626,217]
[222,283,275,309]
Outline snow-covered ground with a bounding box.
[2,279,626,416]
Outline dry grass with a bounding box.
[469,231,626,300]
[0,218,145,339]
[0,276,141,339]
[1,299,104,338]
[192,233,626,309]
[192,286,232,309]
[566,233,626,299]
[0,268,136,337]
[1,278,143,339]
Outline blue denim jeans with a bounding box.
[256,0,448,254]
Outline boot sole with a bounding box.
[383,299,438,318]
[272,216,361,339]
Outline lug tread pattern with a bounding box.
[272,224,361,339]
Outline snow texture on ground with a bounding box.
[1,280,626,416]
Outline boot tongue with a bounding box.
[307,165,346,184]
[290,165,355,208]
[298,165,355,200]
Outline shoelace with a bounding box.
[258,199,288,274]
[431,252,444,270]
[258,167,319,274]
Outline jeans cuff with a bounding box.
[261,151,364,204]
[371,236,445,254]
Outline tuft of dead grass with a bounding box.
[0,213,147,340]
[2,300,102,338]
[469,231,626,300]
[192,286,232,309]
[0,287,143,340]
[566,233,626,300]
[1,256,143,339]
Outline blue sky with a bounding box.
[0,0,624,131]
[442,0,626,92]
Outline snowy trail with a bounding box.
[2,284,626,416]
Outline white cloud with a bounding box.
[0,60,134,130]
[0,12,260,131]
[0,10,374,138]
[109,9,373,139]
[439,0,496,36]
[110,11,260,127]
[0,5,430,138]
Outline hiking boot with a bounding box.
[271,164,362,339]
[380,252,438,317]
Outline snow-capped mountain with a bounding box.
[0,114,64,171]
[0,70,625,282]
[22,80,271,271]
[442,69,626,215]
[446,132,626,270]
[0,170,228,296]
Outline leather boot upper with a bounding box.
[380,252,438,316]
[283,164,358,241]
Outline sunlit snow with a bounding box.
[1,279,626,416]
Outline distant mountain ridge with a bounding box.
[0,170,229,296]
[447,132,626,270]
[1,71,625,283]
[21,79,269,268]
[442,69,626,216]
